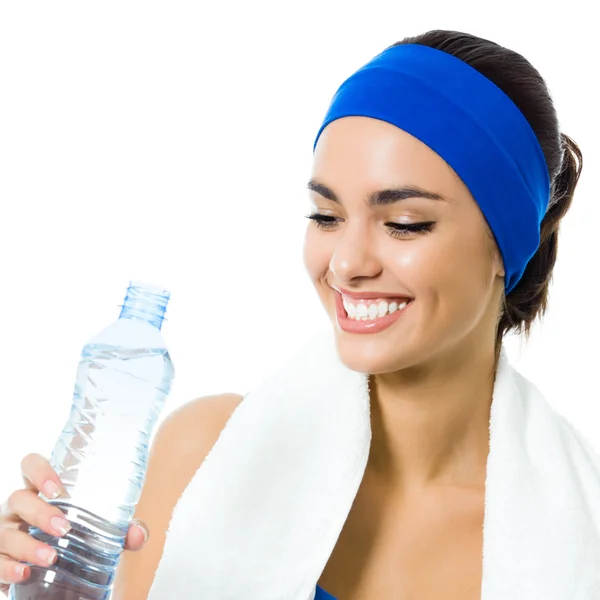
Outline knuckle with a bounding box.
[0,528,34,568]
[0,498,10,519]
[0,558,15,585]
[20,452,41,472]
[0,528,18,560]
[0,527,7,552]
[5,489,24,515]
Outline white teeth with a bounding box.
[341,297,410,321]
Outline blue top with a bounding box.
[315,584,338,600]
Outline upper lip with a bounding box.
[331,285,413,300]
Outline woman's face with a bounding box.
[303,116,505,374]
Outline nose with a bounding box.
[328,222,383,283]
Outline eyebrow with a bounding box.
[306,178,449,206]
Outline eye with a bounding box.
[386,221,436,239]
[305,213,338,229]
[305,214,436,239]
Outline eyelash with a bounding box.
[304,213,435,239]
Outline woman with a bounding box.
[0,29,593,600]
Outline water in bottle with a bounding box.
[9,280,175,600]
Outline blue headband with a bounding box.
[312,44,551,294]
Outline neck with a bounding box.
[366,340,497,498]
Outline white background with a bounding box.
[0,1,597,506]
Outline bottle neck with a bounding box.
[118,281,170,330]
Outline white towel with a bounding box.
[147,327,600,599]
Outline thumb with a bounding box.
[125,518,150,550]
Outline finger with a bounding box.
[0,555,31,587]
[0,527,57,568]
[20,453,65,499]
[0,489,72,538]
[124,519,149,551]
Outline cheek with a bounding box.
[302,227,328,280]
[394,226,493,303]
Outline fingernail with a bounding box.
[43,480,61,499]
[35,546,57,565]
[50,516,71,536]
[133,520,149,543]
[14,563,27,577]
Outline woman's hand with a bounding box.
[0,453,149,595]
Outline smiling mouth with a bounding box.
[332,289,412,334]
[340,296,411,321]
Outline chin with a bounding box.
[332,330,416,375]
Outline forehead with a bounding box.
[312,116,469,199]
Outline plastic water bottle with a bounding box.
[9,280,175,600]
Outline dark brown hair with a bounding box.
[389,31,583,361]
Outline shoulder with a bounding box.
[164,392,244,426]
[554,411,600,470]
[510,365,600,485]
[111,393,244,599]
[515,367,600,470]
[141,391,244,505]
[155,392,244,460]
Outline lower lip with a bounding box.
[334,291,411,334]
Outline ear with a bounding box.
[487,233,505,278]
[483,221,505,278]
[494,250,506,278]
